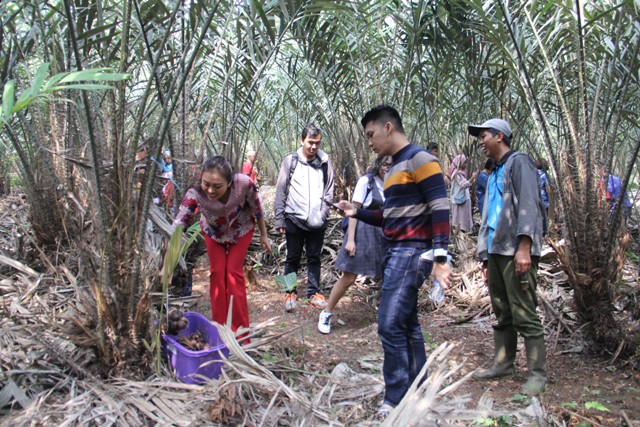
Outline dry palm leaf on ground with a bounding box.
[2,194,639,425]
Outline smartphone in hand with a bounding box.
[321,197,344,213]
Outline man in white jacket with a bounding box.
[274,123,334,311]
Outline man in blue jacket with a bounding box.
[469,118,547,396]
[601,172,633,223]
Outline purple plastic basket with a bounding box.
[162,311,229,384]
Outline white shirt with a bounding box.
[352,174,385,208]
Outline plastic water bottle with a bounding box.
[420,250,450,303]
[429,277,445,303]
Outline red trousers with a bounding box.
[203,230,253,336]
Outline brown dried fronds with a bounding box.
[208,383,251,425]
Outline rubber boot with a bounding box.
[521,336,547,395]
[473,330,517,379]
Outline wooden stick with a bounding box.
[621,410,632,427]
[563,409,606,427]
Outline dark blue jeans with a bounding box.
[378,246,433,406]
[284,218,325,297]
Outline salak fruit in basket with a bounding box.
[166,309,189,335]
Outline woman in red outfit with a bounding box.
[174,156,270,339]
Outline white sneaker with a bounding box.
[318,310,332,334]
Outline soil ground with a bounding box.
[187,257,640,427]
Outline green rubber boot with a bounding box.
[473,330,517,379]
[521,336,547,395]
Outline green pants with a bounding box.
[487,254,543,339]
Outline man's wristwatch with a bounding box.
[435,255,448,264]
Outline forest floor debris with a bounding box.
[1,194,639,426]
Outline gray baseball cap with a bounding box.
[468,118,512,138]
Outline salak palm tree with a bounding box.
[1,0,638,368]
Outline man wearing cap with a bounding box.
[468,118,547,396]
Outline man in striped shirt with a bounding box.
[337,105,451,416]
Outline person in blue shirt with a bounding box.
[535,159,550,236]
[159,150,175,211]
[469,118,547,396]
[475,159,494,216]
[600,172,632,222]
[160,150,173,174]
